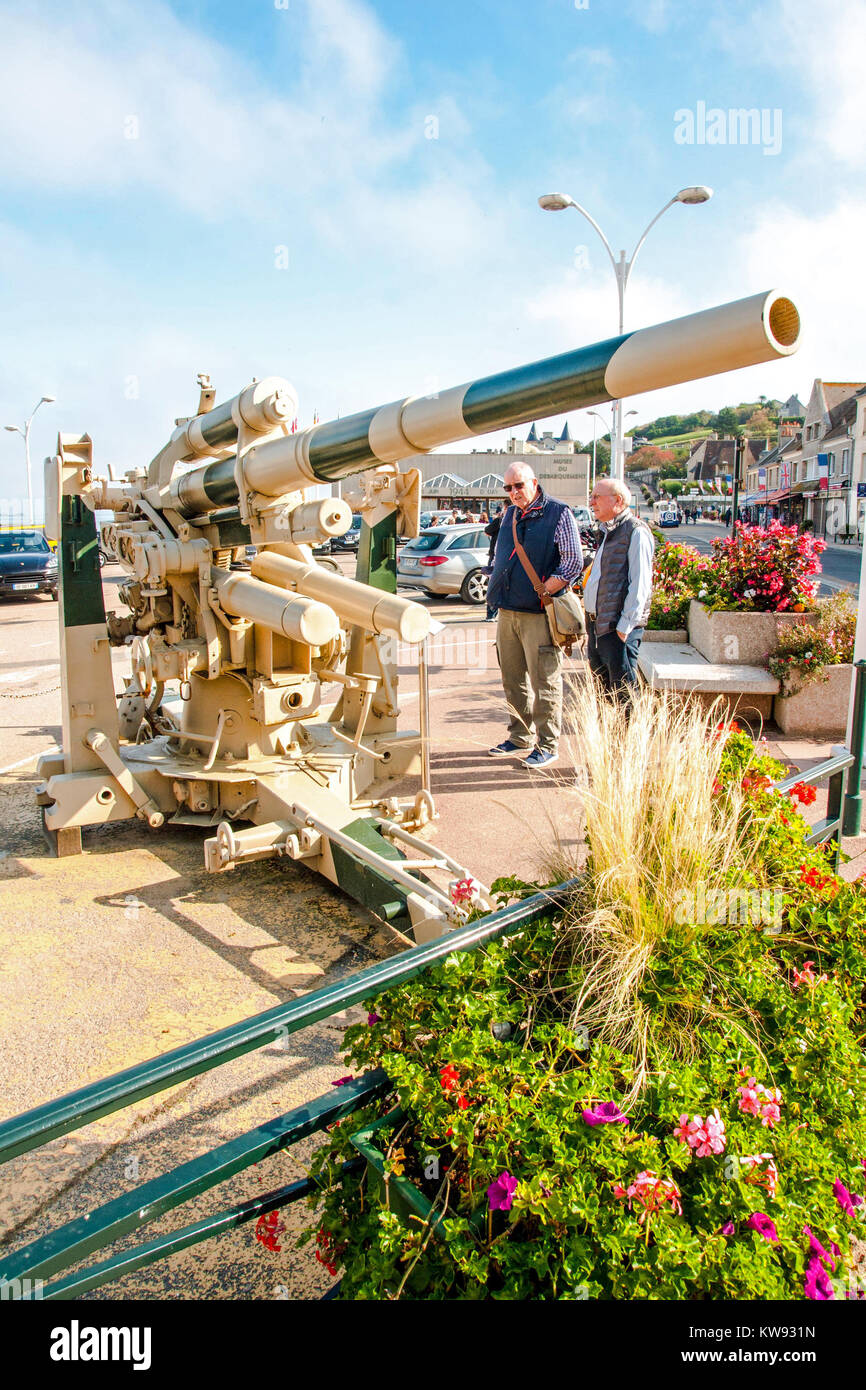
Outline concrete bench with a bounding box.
[638,640,779,720]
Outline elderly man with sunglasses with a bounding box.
[486,463,582,769]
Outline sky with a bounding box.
[1,0,864,517]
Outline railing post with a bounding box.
[843,660,866,836]
[827,769,844,871]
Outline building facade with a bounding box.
[402,423,590,515]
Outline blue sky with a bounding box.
[1,0,864,516]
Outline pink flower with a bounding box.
[582,1101,630,1127]
[331,1075,354,1087]
[804,1256,835,1300]
[792,959,829,990]
[737,1076,783,1128]
[615,1170,682,1223]
[833,1179,864,1216]
[487,1171,518,1211]
[741,1153,778,1198]
[698,1109,727,1156]
[675,1109,727,1156]
[721,1221,736,1236]
[449,875,481,906]
[746,1212,779,1243]
[803,1225,838,1272]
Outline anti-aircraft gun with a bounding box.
[36,290,800,941]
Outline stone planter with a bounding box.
[773,664,853,736]
[688,601,815,667]
[644,628,688,644]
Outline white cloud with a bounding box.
[711,0,866,171]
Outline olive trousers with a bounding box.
[495,608,563,755]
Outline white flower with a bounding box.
[698,588,707,597]
[797,1039,807,1053]
[804,651,813,659]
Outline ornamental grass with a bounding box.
[549,681,765,1099]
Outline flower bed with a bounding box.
[651,524,825,640]
[300,693,866,1300]
[768,594,856,698]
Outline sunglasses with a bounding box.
[503,483,527,493]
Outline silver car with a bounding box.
[397,523,491,604]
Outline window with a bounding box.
[447,530,484,550]
[842,448,850,474]
[828,452,835,475]
[403,532,446,553]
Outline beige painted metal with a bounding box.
[251,551,430,644]
[212,567,340,646]
[604,290,800,398]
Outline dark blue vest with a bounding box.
[487,487,569,614]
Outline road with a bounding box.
[666,521,862,597]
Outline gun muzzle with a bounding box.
[171,290,799,516]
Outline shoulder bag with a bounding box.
[511,513,586,654]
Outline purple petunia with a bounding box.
[581,1101,630,1128]
[833,1179,864,1216]
[803,1224,838,1272]
[487,1171,518,1212]
[804,1256,835,1300]
[746,1212,779,1243]
[721,1221,736,1236]
[367,1012,381,1025]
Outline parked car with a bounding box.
[330,514,363,551]
[0,529,58,600]
[397,523,490,604]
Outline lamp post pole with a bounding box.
[4,396,56,526]
[538,187,713,480]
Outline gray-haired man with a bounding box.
[584,478,654,691]
[486,463,582,768]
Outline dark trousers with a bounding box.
[586,618,643,692]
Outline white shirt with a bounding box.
[584,512,654,638]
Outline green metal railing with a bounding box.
[0,881,578,1300]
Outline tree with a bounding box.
[627,445,675,473]
[713,407,741,435]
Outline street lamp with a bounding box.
[587,407,637,491]
[538,186,713,480]
[4,395,56,527]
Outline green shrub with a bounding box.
[768,593,856,696]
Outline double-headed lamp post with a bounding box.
[4,395,56,527]
[538,186,713,480]
[587,407,638,491]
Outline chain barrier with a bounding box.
[0,683,61,700]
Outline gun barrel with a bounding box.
[213,569,340,647]
[251,550,431,644]
[171,290,799,516]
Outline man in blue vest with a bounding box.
[584,477,654,692]
[486,463,582,769]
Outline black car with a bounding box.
[330,515,363,552]
[0,530,58,600]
